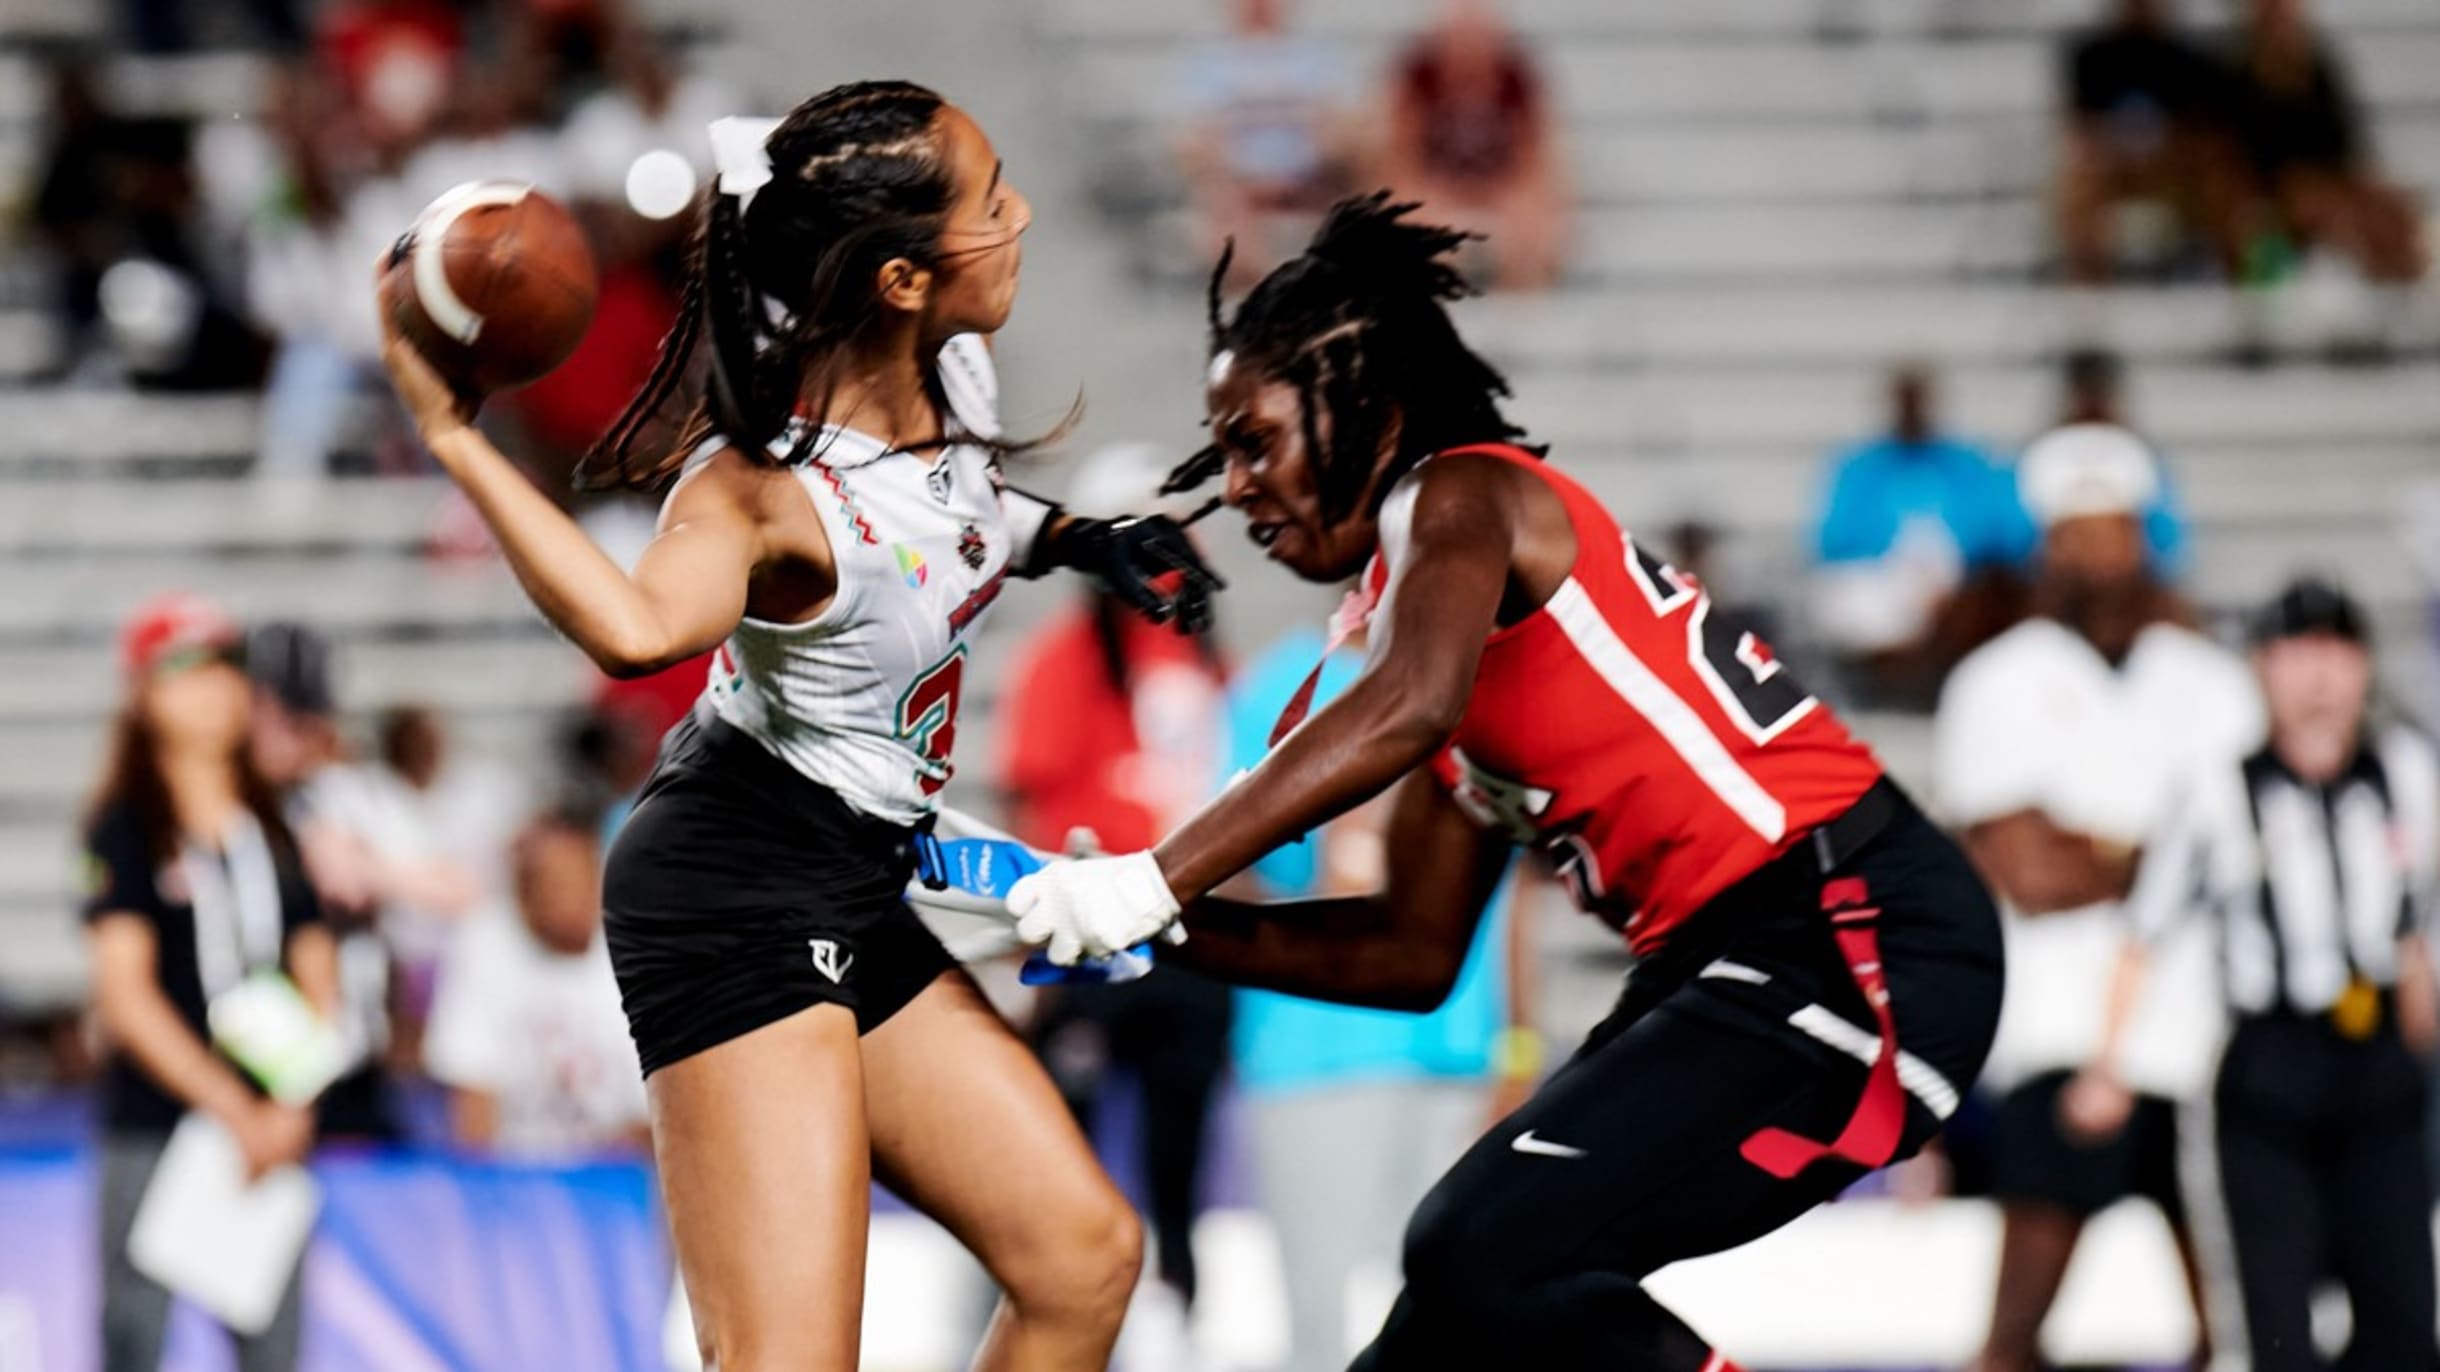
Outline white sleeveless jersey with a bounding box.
[699,334,1051,826]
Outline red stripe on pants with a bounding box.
[1738,875,1908,1179]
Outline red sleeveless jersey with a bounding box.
[1378,444,1883,954]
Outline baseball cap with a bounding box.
[246,620,337,717]
[2250,576,2369,647]
[119,591,242,681]
[2018,423,2161,528]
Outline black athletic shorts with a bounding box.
[604,708,957,1077]
[1990,1070,2187,1222]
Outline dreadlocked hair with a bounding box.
[579,81,1065,491]
[1161,192,1525,523]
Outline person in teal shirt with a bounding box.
[1226,623,1536,1372]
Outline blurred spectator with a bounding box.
[317,0,466,162]
[1811,364,2033,710]
[31,58,267,389]
[240,66,382,477]
[557,702,662,839]
[2051,348,2189,574]
[1940,425,2264,1372]
[1379,0,1570,292]
[122,0,304,54]
[559,21,734,213]
[370,704,529,932]
[999,446,1233,1363]
[2070,577,2440,1371]
[2227,0,2428,294]
[2054,0,2248,283]
[248,622,476,1138]
[82,594,337,1372]
[1223,623,1535,1372]
[423,811,645,1158]
[1178,0,1363,281]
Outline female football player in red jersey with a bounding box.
[1009,196,2006,1369]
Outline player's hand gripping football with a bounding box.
[1007,850,1189,965]
[376,308,481,442]
[372,264,481,442]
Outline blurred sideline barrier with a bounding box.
[0,1149,668,1372]
[3,1142,2267,1372]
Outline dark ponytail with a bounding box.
[580,80,1056,491]
[1164,192,1524,522]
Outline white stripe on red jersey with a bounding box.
[1393,444,1884,953]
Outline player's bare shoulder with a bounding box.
[1385,448,1572,591]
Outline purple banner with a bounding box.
[0,1147,670,1372]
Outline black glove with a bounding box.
[1039,513,1225,634]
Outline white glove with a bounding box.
[1008,851,1187,966]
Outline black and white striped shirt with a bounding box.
[2130,724,2440,1016]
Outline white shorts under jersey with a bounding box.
[698,333,1052,826]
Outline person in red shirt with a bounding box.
[1009,198,2005,1369]
[1381,0,1570,291]
[999,484,1234,1344]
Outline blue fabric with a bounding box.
[1817,431,2191,577]
[1813,433,2033,570]
[1223,631,1509,1095]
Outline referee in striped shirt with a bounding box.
[2065,577,2440,1371]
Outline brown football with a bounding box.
[378,181,598,394]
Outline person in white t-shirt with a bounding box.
[1940,423,2264,1372]
[424,813,646,1159]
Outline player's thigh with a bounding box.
[1403,1002,1866,1296]
[860,970,1142,1307]
[648,1003,870,1371]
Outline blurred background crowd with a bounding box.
[2,0,2439,1368]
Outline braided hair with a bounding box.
[1161,193,1525,524]
[581,81,1046,490]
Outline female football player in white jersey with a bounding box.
[376,82,1217,1372]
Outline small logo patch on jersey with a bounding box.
[958,523,987,570]
[1511,1130,1588,1160]
[926,461,955,505]
[894,544,929,589]
[809,938,853,984]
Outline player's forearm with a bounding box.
[425,428,690,675]
[96,975,260,1124]
[2089,943,2150,1078]
[1965,812,2135,913]
[1155,677,1453,901]
[1176,894,1458,1011]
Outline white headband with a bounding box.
[708,115,781,215]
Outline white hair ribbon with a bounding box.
[707,115,782,214]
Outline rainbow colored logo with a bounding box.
[894,544,928,589]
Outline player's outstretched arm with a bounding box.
[1171,770,1512,1010]
[380,312,786,679]
[1153,457,1518,900]
[1005,455,1525,966]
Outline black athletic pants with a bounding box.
[1353,786,2004,1371]
[2205,1011,2437,1372]
[1031,964,1234,1303]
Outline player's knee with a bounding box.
[999,1187,1143,1331]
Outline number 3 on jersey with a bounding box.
[1624,540,1816,742]
[897,646,966,795]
